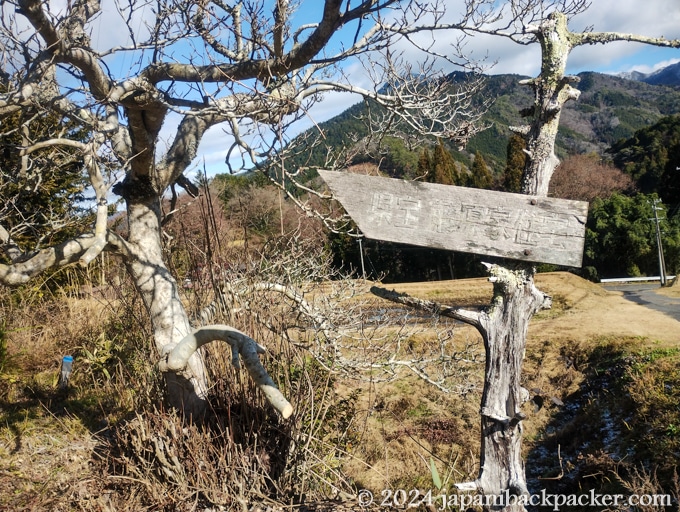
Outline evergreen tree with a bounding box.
[469,150,494,189]
[608,115,680,205]
[502,133,526,192]
[585,192,680,278]
[0,82,89,250]
[377,137,419,178]
[430,139,460,185]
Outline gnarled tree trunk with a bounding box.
[469,14,580,508]
[371,264,551,508]
[456,266,551,508]
[125,198,209,417]
[462,14,577,507]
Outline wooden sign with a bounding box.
[319,170,588,267]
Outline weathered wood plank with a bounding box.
[319,170,588,267]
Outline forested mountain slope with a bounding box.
[472,71,680,164]
[227,69,680,282]
[301,70,680,173]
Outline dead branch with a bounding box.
[370,286,483,329]
[158,324,294,419]
[0,232,129,286]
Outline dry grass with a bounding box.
[658,277,680,298]
[0,410,98,511]
[339,374,481,492]
[335,272,680,495]
[1,270,679,510]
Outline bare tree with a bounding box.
[550,154,635,201]
[374,1,680,509]
[0,0,487,417]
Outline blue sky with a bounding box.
[75,0,680,176]
[231,0,680,176]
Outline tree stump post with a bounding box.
[456,265,551,509]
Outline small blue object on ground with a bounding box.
[59,355,74,389]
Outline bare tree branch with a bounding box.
[370,286,483,330]
[0,232,129,286]
[0,0,493,416]
[158,324,294,419]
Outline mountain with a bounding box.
[465,70,680,167]
[642,62,680,86]
[608,115,680,201]
[281,69,680,178]
[617,61,680,87]
[617,70,650,82]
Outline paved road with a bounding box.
[602,283,680,323]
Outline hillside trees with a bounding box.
[609,115,680,203]
[469,150,493,189]
[502,133,527,193]
[0,0,487,418]
[548,154,658,279]
[585,193,680,278]
[431,139,462,185]
[549,153,635,201]
[420,139,463,185]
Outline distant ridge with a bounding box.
[462,70,680,163]
[617,70,649,82]
[279,68,680,177]
[617,61,680,87]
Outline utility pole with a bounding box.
[357,236,366,280]
[651,198,668,286]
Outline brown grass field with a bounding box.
[1,272,679,509]
[340,273,680,493]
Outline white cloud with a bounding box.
[26,1,680,177]
[388,0,680,78]
[190,1,680,175]
[89,2,154,53]
[564,0,680,74]
[620,58,680,75]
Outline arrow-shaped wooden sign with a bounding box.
[319,170,588,267]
